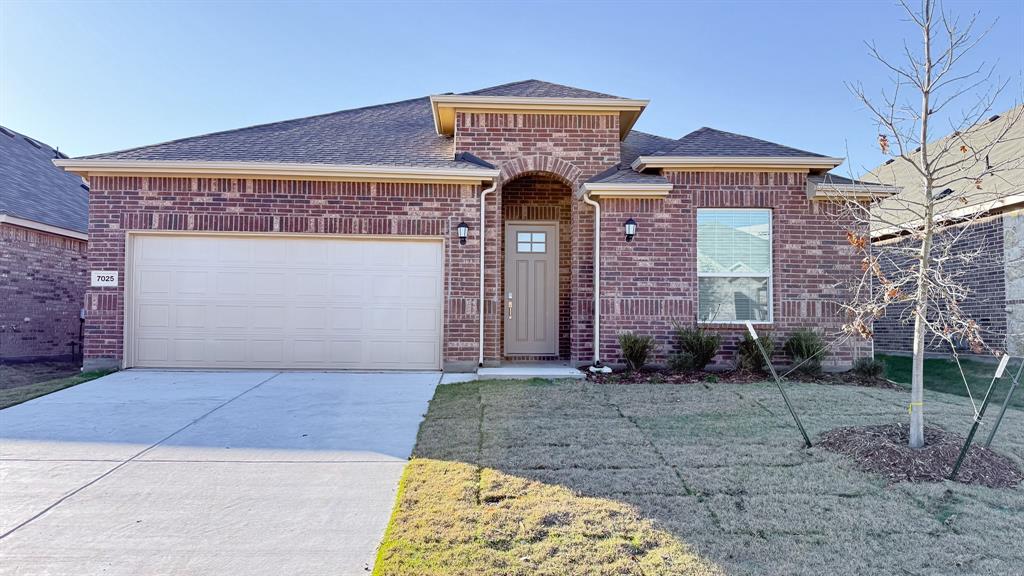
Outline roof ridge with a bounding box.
[460,79,539,95]
[77,95,432,160]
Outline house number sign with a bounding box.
[90,271,119,287]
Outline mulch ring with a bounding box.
[819,423,1023,488]
[585,368,900,389]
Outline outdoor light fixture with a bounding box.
[624,218,637,242]
[457,221,469,245]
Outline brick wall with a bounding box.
[455,111,620,362]
[873,213,1008,356]
[599,171,868,369]
[84,176,483,368]
[1,223,87,362]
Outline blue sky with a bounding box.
[2,1,1021,177]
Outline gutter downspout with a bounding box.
[581,191,602,366]
[478,181,498,367]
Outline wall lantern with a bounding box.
[624,218,637,242]
[456,221,469,245]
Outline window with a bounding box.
[697,209,772,323]
[517,231,547,253]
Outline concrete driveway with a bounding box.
[0,370,439,575]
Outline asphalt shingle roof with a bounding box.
[76,81,830,172]
[0,126,88,234]
[652,127,826,158]
[461,79,627,99]
[587,163,671,186]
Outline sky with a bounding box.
[2,0,1021,178]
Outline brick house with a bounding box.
[55,80,875,372]
[868,108,1023,358]
[1,126,89,362]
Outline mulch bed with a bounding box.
[819,423,1023,488]
[585,367,900,389]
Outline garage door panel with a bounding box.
[131,235,442,370]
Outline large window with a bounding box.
[697,209,772,323]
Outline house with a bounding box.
[1,126,89,363]
[866,108,1024,357]
[54,80,876,372]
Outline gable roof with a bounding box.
[461,79,627,99]
[0,126,89,235]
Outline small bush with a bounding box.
[736,332,774,373]
[618,332,656,371]
[784,328,826,374]
[668,324,720,372]
[852,357,886,379]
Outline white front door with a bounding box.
[128,234,443,370]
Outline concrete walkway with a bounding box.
[0,370,439,576]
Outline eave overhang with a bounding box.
[53,159,500,185]
[806,181,900,200]
[631,155,844,172]
[580,182,673,198]
[0,213,88,241]
[430,95,649,140]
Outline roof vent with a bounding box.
[988,114,1000,122]
[23,136,41,149]
[0,126,14,138]
[884,159,895,165]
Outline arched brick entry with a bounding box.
[501,172,574,360]
[499,156,582,193]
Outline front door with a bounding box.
[504,222,559,356]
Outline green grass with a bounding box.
[374,379,1024,576]
[878,353,1024,410]
[0,369,115,409]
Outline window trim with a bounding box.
[696,208,773,325]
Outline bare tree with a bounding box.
[825,0,1023,448]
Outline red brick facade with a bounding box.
[82,110,866,370]
[1,223,87,362]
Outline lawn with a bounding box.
[0,364,114,409]
[375,379,1024,576]
[879,353,1024,410]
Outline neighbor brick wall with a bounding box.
[599,171,868,369]
[873,213,1008,356]
[1,223,87,361]
[84,176,483,367]
[455,111,620,362]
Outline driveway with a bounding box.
[0,370,439,575]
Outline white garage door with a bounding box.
[129,234,443,370]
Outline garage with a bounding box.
[128,234,443,370]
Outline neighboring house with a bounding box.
[866,108,1024,357]
[55,80,877,372]
[1,126,89,363]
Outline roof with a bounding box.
[652,127,827,158]
[586,164,670,186]
[0,126,88,234]
[461,79,627,99]
[806,172,899,200]
[867,107,1024,235]
[70,80,838,179]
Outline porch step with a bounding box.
[476,365,584,380]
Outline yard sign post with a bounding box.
[745,322,812,448]
[983,357,1023,448]
[948,354,1010,481]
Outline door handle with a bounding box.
[507,293,513,320]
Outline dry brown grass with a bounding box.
[374,379,1024,575]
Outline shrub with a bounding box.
[784,328,826,374]
[668,324,720,372]
[736,332,774,373]
[618,332,656,371]
[852,357,886,379]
